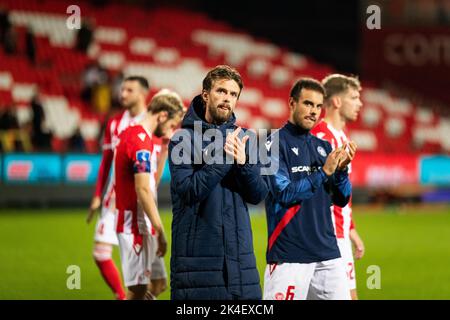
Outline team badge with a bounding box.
[136,150,151,162]
[317,146,327,157]
[275,292,285,300]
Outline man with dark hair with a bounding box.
[263,78,356,300]
[124,76,150,91]
[87,75,150,300]
[311,73,364,300]
[169,65,268,300]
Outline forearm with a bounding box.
[236,163,268,204]
[169,137,229,204]
[94,150,113,197]
[349,228,360,243]
[156,149,168,187]
[275,169,327,207]
[330,170,352,207]
[136,187,164,234]
[170,162,231,205]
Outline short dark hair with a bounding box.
[290,78,325,101]
[124,76,150,90]
[202,65,243,94]
[322,74,361,101]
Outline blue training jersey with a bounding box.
[264,121,352,264]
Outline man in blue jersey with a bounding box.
[263,78,357,300]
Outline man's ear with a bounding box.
[201,90,209,104]
[158,111,168,123]
[332,96,342,109]
[288,97,296,111]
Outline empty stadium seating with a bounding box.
[0,0,448,154]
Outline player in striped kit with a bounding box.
[311,74,365,300]
[114,89,184,300]
[86,76,170,299]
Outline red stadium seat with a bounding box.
[1,0,446,155]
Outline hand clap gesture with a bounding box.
[322,141,357,176]
[337,141,357,171]
[224,127,250,165]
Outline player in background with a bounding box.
[86,76,149,300]
[311,74,365,300]
[114,90,185,300]
[144,89,183,298]
[86,76,170,299]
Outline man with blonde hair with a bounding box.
[311,74,365,300]
[114,87,185,300]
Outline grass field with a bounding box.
[0,205,449,300]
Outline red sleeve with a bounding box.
[350,216,356,230]
[93,118,114,197]
[102,118,114,151]
[128,132,153,174]
[94,149,113,197]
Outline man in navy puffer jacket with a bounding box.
[169,65,268,300]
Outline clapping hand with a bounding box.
[224,127,249,165]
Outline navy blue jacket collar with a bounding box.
[284,121,312,140]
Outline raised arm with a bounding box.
[169,132,232,206]
[226,129,268,204]
[268,146,345,207]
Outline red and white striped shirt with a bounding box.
[114,125,154,235]
[93,110,146,209]
[311,119,355,239]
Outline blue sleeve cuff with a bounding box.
[334,169,349,182]
[308,168,328,191]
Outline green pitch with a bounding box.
[0,205,449,300]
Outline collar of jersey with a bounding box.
[285,121,311,139]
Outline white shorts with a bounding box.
[117,233,157,287]
[94,207,119,246]
[263,258,351,300]
[337,238,356,290]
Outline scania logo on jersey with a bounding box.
[7,161,33,180]
[66,161,91,181]
[317,146,327,157]
[291,166,320,174]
